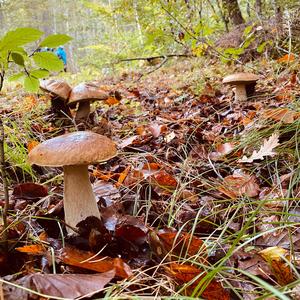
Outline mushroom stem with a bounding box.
[63,165,100,233]
[75,101,90,122]
[234,84,247,101]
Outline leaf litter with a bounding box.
[1,58,300,299]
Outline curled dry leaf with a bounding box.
[167,263,230,299]
[209,142,235,161]
[57,246,132,278]
[3,270,115,300]
[239,133,280,163]
[218,172,260,198]
[259,246,294,285]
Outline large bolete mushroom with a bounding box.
[40,79,72,118]
[68,82,109,122]
[28,131,117,233]
[222,73,259,101]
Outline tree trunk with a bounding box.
[255,0,263,17]
[222,0,244,26]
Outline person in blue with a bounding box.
[55,46,67,72]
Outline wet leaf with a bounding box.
[3,271,115,300]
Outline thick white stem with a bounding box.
[75,101,90,122]
[234,84,247,101]
[63,165,100,233]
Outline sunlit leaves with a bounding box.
[39,34,72,48]
[33,52,64,71]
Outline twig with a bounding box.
[0,118,9,251]
[117,53,192,63]
[136,56,168,81]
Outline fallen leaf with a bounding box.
[149,170,177,189]
[58,246,132,278]
[116,165,131,187]
[158,231,206,260]
[27,140,40,152]
[15,244,46,255]
[167,263,230,299]
[277,53,295,63]
[12,183,48,200]
[262,108,296,124]
[218,172,260,198]
[259,246,294,285]
[3,271,115,300]
[105,96,120,106]
[239,133,280,163]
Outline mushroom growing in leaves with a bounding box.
[28,131,117,233]
[40,79,72,118]
[222,73,259,101]
[68,82,109,122]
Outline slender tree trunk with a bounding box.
[255,0,263,17]
[222,0,244,26]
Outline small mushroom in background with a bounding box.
[28,131,117,234]
[40,79,72,119]
[222,73,259,101]
[68,82,109,123]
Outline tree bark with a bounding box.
[222,0,244,26]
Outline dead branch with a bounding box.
[117,53,193,63]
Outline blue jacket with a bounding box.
[56,47,67,65]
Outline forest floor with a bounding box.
[1,55,300,299]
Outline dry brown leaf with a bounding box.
[262,108,296,124]
[16,244,46,255]
[3,271,115,300]
[239,133,280,163]
[218,172,260,198]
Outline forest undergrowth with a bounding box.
[1,55,300,299]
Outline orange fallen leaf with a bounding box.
[277,53,295,63]
[167,263,230,299]
[262,108,296,124]
[150,170,177,189]
[259,246,294,285]
[105,96,120,106]
[16,244,46,255]
[116,165,131,187]
[58,247,132,279]
[158,232,206,260]
[27,141,40,152]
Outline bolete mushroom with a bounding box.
[28,131,117,233]
[222,73,259,101]
[68,82,109,122]
[40,79,72,118]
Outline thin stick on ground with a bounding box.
[0,117,9,251]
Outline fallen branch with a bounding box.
[117,53,193,63]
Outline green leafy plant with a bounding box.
[0,27,72,92]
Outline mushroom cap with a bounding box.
[68,82,109,108]
[28,131,117,167]
[40,79,72,100]
[222,73,259,84]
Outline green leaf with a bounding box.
[39,34,72,48]
[11,52,25,66]
[30,69,49,79]
[33,52,64,71]
[0,28,43,51]
[24,76,39,92]
[243,25,253,38]
[8,72,25,82]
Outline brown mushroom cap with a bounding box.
[28,131,117,167]
[222,73,259,84]
[68,82,109,108]
[40,79,72,100]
